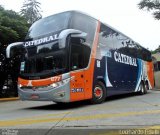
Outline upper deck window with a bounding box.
[69,12,97,47]
[26,12,71,39]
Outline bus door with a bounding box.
[69,38,86,102]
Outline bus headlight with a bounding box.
[18,84,22,88]
[61,77,70,84]
[50,83,59,88]
[50,78,70,89]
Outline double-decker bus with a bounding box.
[7,11,154,104]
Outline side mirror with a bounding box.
[58,29,87,49]
[6,42,24,58]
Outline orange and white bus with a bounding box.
[7,11,154,104]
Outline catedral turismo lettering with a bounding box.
[114,51,137,67]
[24,34,58,47]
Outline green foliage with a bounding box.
[151,45,160,54]
[20,0,42,24]
[138,0,160,20]
[0,5,29,45]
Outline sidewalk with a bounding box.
[153,88,160,91]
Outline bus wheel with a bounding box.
[144,83,148,94]
[139,82,147,95]
[145,81,149,91]
[91,81,106,104]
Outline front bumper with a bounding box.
[18,79,70,103]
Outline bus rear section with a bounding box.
[92,23,154,98]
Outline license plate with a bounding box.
[30,94,39,99]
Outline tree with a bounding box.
[151,45,160,54]
[0,5,29,45]
[20,0,42,24]
[138,0,160,20]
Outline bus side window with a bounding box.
[69,12,97,47]
[70,44,84,70]
[99,24,114,49]
[70,38,91,71]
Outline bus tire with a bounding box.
[145,81,149,90]
[144,82,148,94]
[139,82,147,95]
[91,81,106,104]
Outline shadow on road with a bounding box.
[25,91,151,111]
[106,92,138,101]
[26,100,91,110]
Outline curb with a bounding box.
[153,89,160,91]
[0,97,19,102]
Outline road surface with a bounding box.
[0,90,160,135]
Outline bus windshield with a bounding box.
[26,12,71,39]
[20,41,68,79]
[20,11,97,79]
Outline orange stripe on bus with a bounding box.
[18,75,62,87]
[146,62,154,88]
[84,21,101,99]
[70,21,101,102]
[70,71,85,101]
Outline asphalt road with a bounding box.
[0,90,160,135]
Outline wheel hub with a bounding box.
[94,87,103,99]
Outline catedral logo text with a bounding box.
[114,51,137,67]
[24,34,58,47]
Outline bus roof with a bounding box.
[42,10,150,53]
